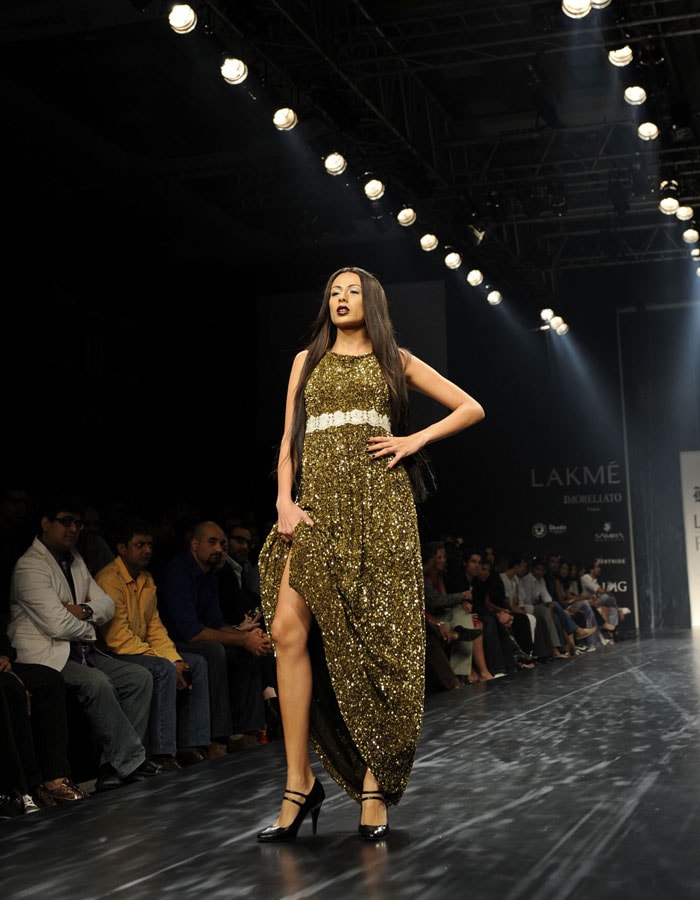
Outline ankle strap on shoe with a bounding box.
[360,791,386,804]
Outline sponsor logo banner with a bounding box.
[528,458,632,596]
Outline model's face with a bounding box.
[329,272,365,327]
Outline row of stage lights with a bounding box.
[166,4,580,332]
[567,2,700,264]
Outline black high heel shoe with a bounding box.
[256,778,325,842]
[358,791,389,841]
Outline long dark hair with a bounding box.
[288,266,435,503]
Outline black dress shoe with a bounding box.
[95,764,125,792]
[453,625,483,642]
[124,759,164,783]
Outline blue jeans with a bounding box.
[115,652,211,755]
[175,639,265,739]
[61,650,151,777]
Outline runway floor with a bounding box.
[2,630,700,900]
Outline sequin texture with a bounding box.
[259,351,425,805]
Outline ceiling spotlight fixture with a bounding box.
[419,233,439,251]
[220,57,248,85]
[168,4,197,34]
[444,249,462,269]
[637,122,659,141]
[608,46,633,67]
[396,206,417,227]
[363,175,385,200]
[466,269,483,286]
[273,107,298,131]
[555,322,570,335]
[690,248,700,258]
[658,179,680,215]
[590,0,611,6]
[550,315,564,330]
[682,226,699,244]
[324,152,347,175]
[486,290,502,306]
[561,0,592,19]
[540,308,554,322]
[696,266,700,277]
[676,205,694,221]
[623,85,646,106]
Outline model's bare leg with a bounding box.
[268,557,314,827]
[361,768,387,827]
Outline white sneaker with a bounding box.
[22,794,40,814]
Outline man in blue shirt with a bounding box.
[157,520,270,752]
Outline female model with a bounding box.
[256,266,484,842]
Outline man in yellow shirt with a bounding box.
[97,517,218,768]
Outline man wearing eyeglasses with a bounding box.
[8,494,161,792]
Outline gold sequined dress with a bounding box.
[259,351,425,805]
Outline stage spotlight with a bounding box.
[590,0,612,7]
[658,179,680,215]
[444,249,462,269]
[396,206,417,227]
[623,85,646,106]
[324,152,347,175]
[562,1,592,19]
[486,290,502,306]
[273,108,298,131]
[467,269,483,286]
[691,248,700,258]
[541,308,554,322]
[419,233,439,251]
[637,121,659,141]
[676,206,694,221]
[550,315,564,330]
[220,57,248,85]
[555,322,570,335]
[682,226,699,244]
[363,175,385,200]
[608,46,633,67]
[168,4,197,34]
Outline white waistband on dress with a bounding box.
[305,409,391,434]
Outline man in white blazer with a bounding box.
[8,493,162,791]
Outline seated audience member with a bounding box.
[555,559,601,651]
[226,522,262,601]
[422,541,493,683]
[157,520,271,753]
[97,516,221,768]
[1,627,87,812]
[8,493,161,792]
[462,546,511,677]
[581,559,625,637]
[217,527,281,742]
[518,557,570,659]
[543,552,597,655]
[499,552,552,660]
[477,557,534,671]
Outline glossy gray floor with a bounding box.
[3,631,700,900]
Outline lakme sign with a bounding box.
[528,459,632,599]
